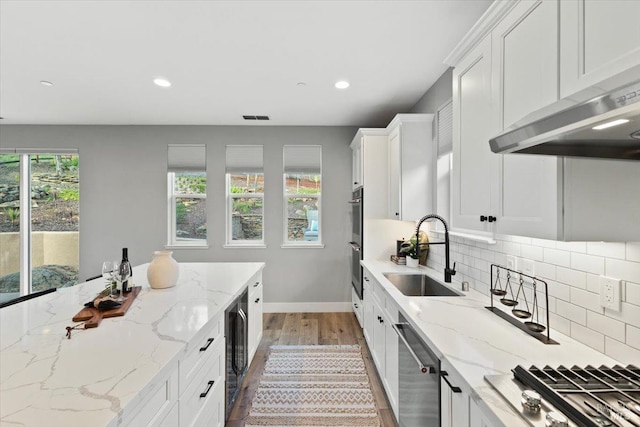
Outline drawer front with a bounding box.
[351,287,363,327]
[248,271,263,296]
[180,338,224,427]
[179,313,223,395]
[126,369,178,427]
[192,377,225,427]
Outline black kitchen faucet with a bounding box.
[415,214,456,283]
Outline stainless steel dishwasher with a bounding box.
[392,314,440,426]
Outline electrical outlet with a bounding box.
[599,276,621,311]
[506,255,518,271]
[522,259,535,277]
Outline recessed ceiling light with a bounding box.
[335,80,350,89]
[153,77,172,88]
[592,119,629,130]
[40,80,54,87]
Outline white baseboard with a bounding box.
[263,302,352,313]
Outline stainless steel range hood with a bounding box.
[490,74,640,160]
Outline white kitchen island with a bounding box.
[0,262,265,427]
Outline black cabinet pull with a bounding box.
[354,181,358,185]
[364,277,369,282]
[395,212,399,216]
[255,298,260,303]
[441,371,462,393]
[199,338,214,352]
[480,215,487,222]
[199,380,215,398]
[354,303,359,309]
[254,281,260,287]
[488,216,496,222]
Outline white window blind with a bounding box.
[226,145,263,173]
[437,100,453,156]
[168,144,206,172]
[283,145,321,174]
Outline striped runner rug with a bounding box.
[245,345,380,427]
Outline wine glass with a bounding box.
[113,261,131,301]
[102,261,116,298]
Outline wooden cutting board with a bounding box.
[72,286,141,328]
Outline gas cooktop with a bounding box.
[486,364,640,427]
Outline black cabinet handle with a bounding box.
[395,212,399,216]
[441,371,462,393]
[254,281,260,287]
[364,277,369,282]
[354,181,358,185]
[255,298,260,303]
[480,215,487,222]
[354,303,359,309]
[199,380,215,398]
[488,216,496,222]
[199,338,214,352]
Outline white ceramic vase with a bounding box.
[406,257,419,268]
[147,250,179,289]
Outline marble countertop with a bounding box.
[362,260,621,427]
[0,262,264,427]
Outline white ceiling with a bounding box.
[0,0,492,127]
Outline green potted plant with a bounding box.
[399,241,419,268]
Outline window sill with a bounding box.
[280,243,325,249]
[165,244,210,250]
[223,244,267,249]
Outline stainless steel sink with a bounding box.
[383,273,461,297]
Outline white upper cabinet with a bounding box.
[560,0,640,98]
[350,137,363,190]
[491,0,562,240]
[387,114,434,222]
[452,36,497,233]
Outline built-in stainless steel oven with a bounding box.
[349,187,363,299]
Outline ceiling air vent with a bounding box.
[243,115,270,121]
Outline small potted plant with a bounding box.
[399,241,420,268]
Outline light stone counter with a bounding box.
[362,260,621,427]
[0,262,264,427]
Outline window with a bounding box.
[283,145,322,247]
[225,146,264,246]
[167,144,207,247]
[0,149,80,304]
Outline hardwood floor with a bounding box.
[226,312,398,427]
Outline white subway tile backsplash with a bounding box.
[571,288,603,313]
[436,233,640,360]
[606,258,640,284]
[556,267,587,289]
[586,311,625,342]
[605,337,640,365]
[549,312,571,336]
[571,253,605,275]
[556,241,587,253]
[557,300,587,325]
[587,242,626,260]
[627,325,640,351]
[543,248,571,267]
[605,303,640,328]
[521,244,543,261]
[627,243,640,262]
[627,282,640,307]
[571,323,605,352]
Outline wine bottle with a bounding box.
[121,247,132,293]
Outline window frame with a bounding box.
[166,172,208,249]
[281,144,324,248]
[225,172,265,247]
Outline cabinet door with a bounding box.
[440,370,469,427]
[452,36,497,233]
[491,0,562,240]
[363,280,374,346]
[352,138,363,189]
[383,308,399,418]
[560,0,640,98]
[372,303,386,377]
[388,127,401,220]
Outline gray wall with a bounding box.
[0,125,355,305]
[410,67,453,114]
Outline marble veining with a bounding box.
[0,262,264,427]
[362,260,622,427]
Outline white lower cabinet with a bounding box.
[352,287,363,328]
[469,397,498,427]
[362,269,399,420]
[248,272,264,362]
[440,360,470,427]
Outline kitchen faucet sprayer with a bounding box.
[415,214,456,283]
